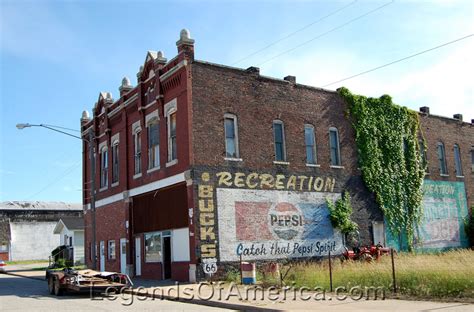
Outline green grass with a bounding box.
[5,260,49,265]
[258,249,474,300]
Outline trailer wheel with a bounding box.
[48,276,54,295]
[53,277,63,296]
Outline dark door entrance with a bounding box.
[163,237,171,279]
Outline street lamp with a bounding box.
[16,123,98,270]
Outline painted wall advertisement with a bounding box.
[217,188,344,261]
[386,180,469,251]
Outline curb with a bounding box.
[125,288,280,312]
[3,271,45,281]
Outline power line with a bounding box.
[26,161,82,200]
[231,0,359,66]
[257,0,394,66]
[322,33,474,87]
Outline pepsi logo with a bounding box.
[268,202,304,240]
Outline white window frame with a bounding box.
[224,113,240,160]
[304,124,318,166]
[437,142,448,175]
[273,120,287,163]
[329,127,342,167]
[111,139,119,186]
[133,123,142,178]
[99,144,108,190]
[454,144,463,177]
[165,99,178,167]
[147,117,160,172]
[108,240,116,260]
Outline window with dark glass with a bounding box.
[134,131,141,175]
[305,125,316,164]
[112,143,119,183]
[329,127,341,166]
[100,147,108,188]
[454,144,463,176]
[225,115,239,158]
[419,139,428,172]
[437,142,447,175]
[273,121,286,161]
[148,122,160,169]
[168,112,177,161]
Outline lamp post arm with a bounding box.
[38,124,88,142]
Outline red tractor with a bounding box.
[341,231,391,262]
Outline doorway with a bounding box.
[163,236,171,279]
[120,238,127,274]
[99,241,105,272]
[135,237,141,276]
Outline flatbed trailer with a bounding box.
[46,268,133,296]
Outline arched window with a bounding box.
[100,146,108,188]
[112,140,119,184]
[437,142,447,175]
[224,113,239,158]
[454,144,463,176]
[329,127,341,166]
[304,124,317,165]
[419,139,428,173]
[273,120,286,162]
[147,118,160,169]
[133,126,142,175]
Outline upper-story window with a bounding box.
[148,120,160,169]
[419,139,428,173]
[134,128,142,175]
[437,142,448,175]
[273,120,286,162]
[329,127,341,166]
[165,99,178,164]
[454,144,463,177]
[470,148,474,173]
[100,146,108,188]
[112,140,119,184]
[224,114,239,158]
[305,124,317,165]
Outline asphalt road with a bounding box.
[0,274,233,312]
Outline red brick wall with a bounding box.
[84,201,128,272]
[171,261,190,282]
[420,114,474,210]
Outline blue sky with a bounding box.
[1,0,473,203]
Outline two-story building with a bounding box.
[81,29,473,281]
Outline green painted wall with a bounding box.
[386,180,469,251]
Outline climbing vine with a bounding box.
[327,191,358,235]
[338,87,426,251]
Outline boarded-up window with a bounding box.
[132,183,188,234]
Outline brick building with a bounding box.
[81,29,473,281]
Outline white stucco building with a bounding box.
[0,201,82,261]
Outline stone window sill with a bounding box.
[147,166,160,174]
[111,182,119,188]
[440,174,449,177]
[224,157,243,162]
[273,161,290,165]
[330,165,345,169]
[166,159,178,167]
[133,173,142,179]
[306,164,320,168]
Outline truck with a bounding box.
[46,268,133,296]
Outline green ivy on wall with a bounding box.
[326,191,358,235]
[338,87,426,251]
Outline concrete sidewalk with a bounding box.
[127,280,474,312]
